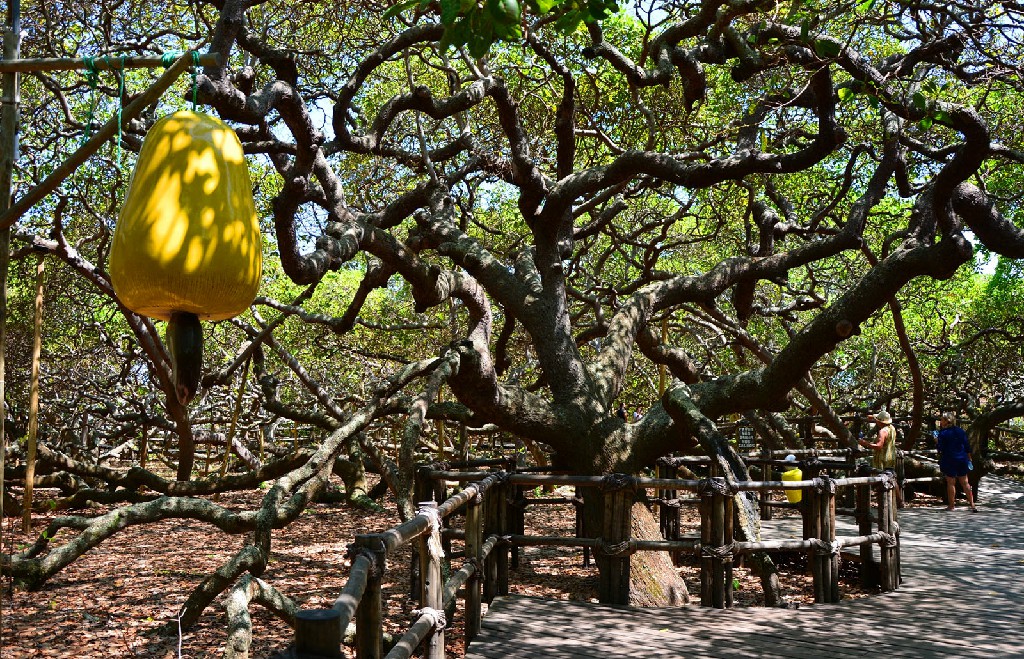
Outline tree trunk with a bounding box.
[584,488,688,606]
[628,502,689,606]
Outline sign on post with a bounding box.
[737,425,756,452]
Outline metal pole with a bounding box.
[0,0,21,630]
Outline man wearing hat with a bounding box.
[860,410,902,504]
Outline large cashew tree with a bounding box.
[5,0,1024,628]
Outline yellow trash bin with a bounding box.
[781,466,803,503]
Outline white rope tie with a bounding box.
[420,506,445,560]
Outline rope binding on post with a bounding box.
[597,537,632,557]
[600,472,637,493]
[697,476,735,498]
[411,607,447,631]
[699,541,736,560]
[810,538,843,556]
[418,503,445,560]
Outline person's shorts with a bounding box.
[942,462,969,478]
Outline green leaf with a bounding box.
[382,0,420,20]
[467,12,495,58]
[918,115,934,130]
[814,39,841,58]
[488,0,521,24]
[857,0,877,11]
[441,0,460,25]
[934,110,952,124]
[800,19,810,43]
[838,87,854,102]
[912,91,927,112]
[553,8,583,33]
[440,19,470,51]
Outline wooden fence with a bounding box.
[286,457,916,658]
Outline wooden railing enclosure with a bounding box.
[287,456,914,658]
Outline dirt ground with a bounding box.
[0,476,945,658]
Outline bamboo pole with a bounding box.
[0,52,221,73]
[138,426,149,471]
[0,0,21,588]
[22,254,42,533]
[203,423,214,477]
[215,358,250,501]
[0,50,221,229]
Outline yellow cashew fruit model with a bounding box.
[109,110,262,405]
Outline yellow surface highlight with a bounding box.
[109,111,262,321]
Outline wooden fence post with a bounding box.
[496,478,510,597]
[814,475,839,603]
[807,476,823,603]
[353,534,386,659]
[574,492,589,567]
[854,463,876,589]
[723,479,735,609]
[483,478,498,603]
[507,458,523,571]
[411,465,434,598]
[598,473,635,606]
[759,447,773,521]
[417,501,445,659]
[656,458,681,565]
[698,477,732,608]
[801,462,817,559]
[294,609,343,659]
[482,474,509,601]
[895,448,904,501]
[465,484,484,644]
[876,472,899,592]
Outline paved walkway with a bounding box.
[467,477,1024,658]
